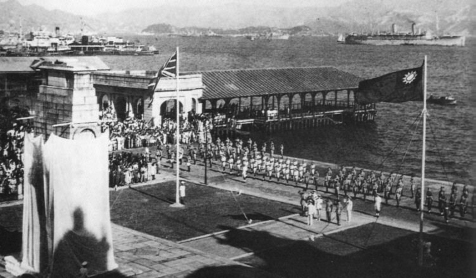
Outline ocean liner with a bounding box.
[345,23,465,47]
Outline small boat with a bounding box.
[337,33,345,43]
[427,95,456,105]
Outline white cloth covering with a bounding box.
[21,133,117,277]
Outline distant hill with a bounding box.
[0,0,473,36]
[0,0,107,35]
[306,0,474,36]
[142,24,312,36]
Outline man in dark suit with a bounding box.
[326,198,334,223]
[335,199,343,226]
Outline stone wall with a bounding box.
[34,69,100,140]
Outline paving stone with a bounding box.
[133,258,156,267]
[133,270,163,278]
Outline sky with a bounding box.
[15,0,349,16]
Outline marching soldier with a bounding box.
[283,165,290,183]
[415,187,422,211]
[395,183,403,208]
[261,158,268,180]
[221,154,227,172]
[449,189,457,217]
[443,198,450,223]
[409,175,416,198]
[251,157,257,177]
[293,167,300,186]
[397,176,404,196]
[336,199,343,226]
[438,187,446,216]
[349,177,356,199]
[363,179,370,201]
[266,161,273,180]
[242,158,249,181]
[383,181,391,204]
[460,191,468,218]
[299,189,308,215]
[275,162,282,182]
[228,156,234,174]
[451,182,458,195]
[324,172,332,193]
[325,198,334,223]
[235,158,242,174]
[279,143,284,158]
[426,187,434,213]
[334,176,341,197]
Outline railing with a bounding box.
[205,102,376,124]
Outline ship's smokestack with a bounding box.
[411,23,416,35]
[55,27,60,37]
[392,23,397,34]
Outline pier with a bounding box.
[197,67,376,136]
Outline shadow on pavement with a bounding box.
[186,223,474,278]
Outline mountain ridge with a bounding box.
[0,0,473,36]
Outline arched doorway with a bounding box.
[160,99,184,120]
[134,98,144,119]
[115,96,127,121]
[191,98,197,113]
[279,95,289,111]
[291,94,301,110]
[101,94,110,111]
[216,99,226,114]
[73,128,96,140]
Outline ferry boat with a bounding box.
[427,95,457,105]
[344,23,465,47]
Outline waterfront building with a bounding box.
[0,57,375,139]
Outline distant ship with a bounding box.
[344,23,465,47]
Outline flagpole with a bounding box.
[418,55,427,266]
[171,46,183,208]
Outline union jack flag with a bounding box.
[148,52,177,93]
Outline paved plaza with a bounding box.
[1,153,474,277]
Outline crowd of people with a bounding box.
[1,110,474,224]
[0,122,31,197]
[102,113,219,152]
[106,114,216,187]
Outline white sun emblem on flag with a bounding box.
[402,71,417,84]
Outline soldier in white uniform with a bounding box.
[242,158,249,181]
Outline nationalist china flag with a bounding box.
[148,52,177,93]
[355,62,424,105]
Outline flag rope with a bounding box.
[376,112,423,173]
[427,118,451,183]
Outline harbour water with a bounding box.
[100,35,474,185]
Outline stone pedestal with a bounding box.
[34,62,100,140]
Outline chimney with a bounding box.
[55,27,60,37]
[392,23,397,34]
[411,23,416,35]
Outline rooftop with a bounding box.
[191,67,362,100]
[0,56,110,73]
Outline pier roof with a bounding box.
[194,67,362,100]
[0,57,110,73]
